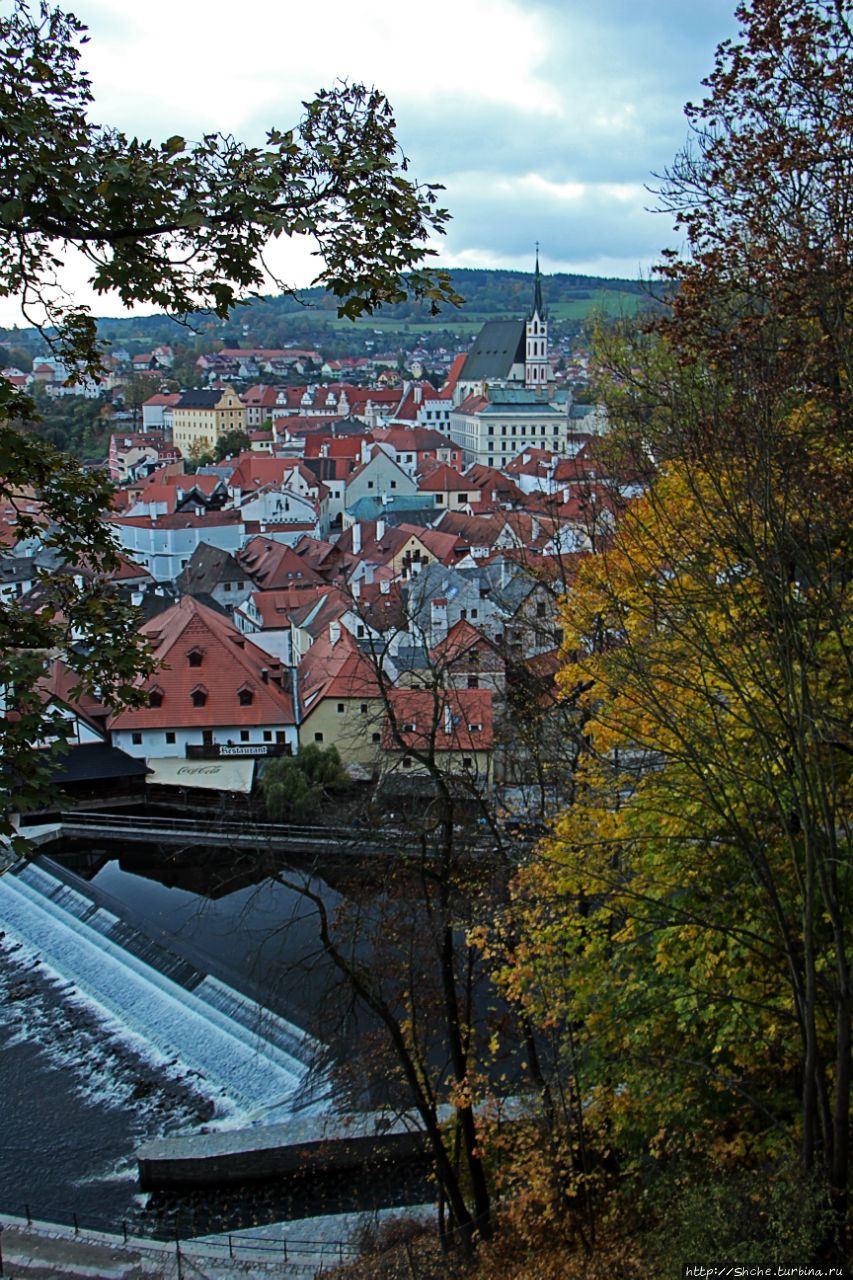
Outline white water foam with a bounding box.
[0,870,318,1125]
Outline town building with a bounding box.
[170,386,246,457]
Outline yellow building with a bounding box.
[297,624,385,770]
[171,387,246,457]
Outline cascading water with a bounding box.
[0,861,323,1121]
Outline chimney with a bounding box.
[352,523,362,555]
[261,668,269,683]
[414,385,422,405]
[330,620,341,645]
[380,578,390,595]
[531,515,539,541]
[430,597,449,647]
[351,579,361,599]
[376,517,386,542]
[444,702,453,736]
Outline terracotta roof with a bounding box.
[238,536,325,589]
[417,464,472,493]
[383,688,493,752]
[239,584,339,630]
[109,595,294,731]
[298,628,383,715]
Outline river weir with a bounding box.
[0,860,320,1120]
[0,847,365,1232]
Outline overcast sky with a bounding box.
[6,0,743,323]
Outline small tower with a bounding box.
[525,245,550,392]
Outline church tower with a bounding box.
[525,246,550,392]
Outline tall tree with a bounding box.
[497,0,853,1256]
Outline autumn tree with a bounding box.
[487,0,853,1264]
[0,0,458,850]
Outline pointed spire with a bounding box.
[532,242,544,318]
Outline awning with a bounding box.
[145,757,255,794]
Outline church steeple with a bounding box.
[525,244,550,391]
[531,242,545,320]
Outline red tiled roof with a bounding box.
[417,463,472,493]
[298,628,383,715]
[109,595,294,730]
[383,688,493,752]
[239,536,325,589]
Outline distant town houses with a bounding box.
[7,268,627,808]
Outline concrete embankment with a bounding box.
[137,1110,431,1190]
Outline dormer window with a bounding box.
[191,684,208,707]
[187,647,204,667]
[238,685,254,706]
[148,686,164,708]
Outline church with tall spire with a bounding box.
[452,249,553,404]
[524,245,550,390]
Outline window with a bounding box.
[188,648,203,667]
[314,732,324,743]
[132,731,142,745]
[357,625,365,638]
[263,730,272,742]
[367,481,374,490]
[372,732,381,743]
[238,687,254,706]
[467,675,479,689]
[148,688,163,708]
[240,730,250,742]
[191,687,207,707]
[203,729,214,746]
[402,755,412,768]
[337,702,345,714]
[224,582,232,592]
[360,703,368,715]
[165,731,176,744]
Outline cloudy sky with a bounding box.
[7,0,743,321]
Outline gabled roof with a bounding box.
[176,543,245,595]
[459,320,525,383]
[240,584,343,630]
[298,628,383,716]
[109,595,294,730]
[238,536,325,590]
[417,464,472,493]
[35,658,110,735]
[429,618,504,669]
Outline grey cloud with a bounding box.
[438,176,681,272]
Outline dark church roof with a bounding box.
[459,320,525,382]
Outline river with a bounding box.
[0,848,423,1236]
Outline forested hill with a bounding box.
[0,268,663,364]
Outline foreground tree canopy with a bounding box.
[0,0,457,847]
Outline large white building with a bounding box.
[450,387,576,468]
